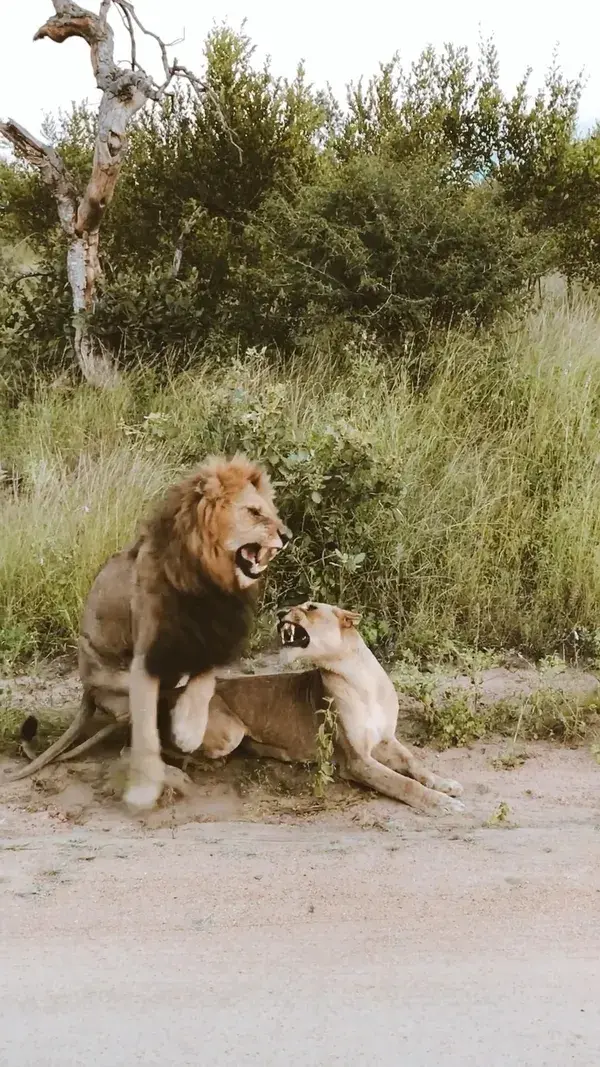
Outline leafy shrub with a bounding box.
[0,30,588,377]
[4,293,600,665]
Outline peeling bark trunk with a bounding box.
[0,117,115,385]
[2,2,238,384]
[1,4,162,384]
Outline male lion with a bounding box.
[9,455,291,811]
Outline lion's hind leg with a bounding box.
[200,696,246,759]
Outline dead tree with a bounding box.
[0,1,234,385]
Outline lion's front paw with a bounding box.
[172,715,207,754]
[124,754,165,812]
[124,780,163,812]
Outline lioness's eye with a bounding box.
[248,507,263,519]
[306,604,317,612]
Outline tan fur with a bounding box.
[11,593,464,817]
[274,602,465,814]
[132,603,465,814]
[7,455,290,813]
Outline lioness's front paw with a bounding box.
[435,777,464,798]
[434,794,466,815]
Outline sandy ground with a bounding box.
[1,725,600,1066]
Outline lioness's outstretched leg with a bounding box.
[124,655,163,811]
[338,722,464,815]
[343,754,464,813]
[171,671,216,753]
[373,738,463,797]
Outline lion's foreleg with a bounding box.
[123,654,164,811]
[171,671,216,754]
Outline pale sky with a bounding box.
[1,1,599,138]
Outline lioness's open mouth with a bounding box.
[278,619,310,648]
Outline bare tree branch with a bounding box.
[172,204,206,278]
[4,1,241,384]
[0,118,78,235]
[0,115,115,385]
[168,63,243,163]
[114,0,176,85]
[115,2,137,69]
[5,268,52,291]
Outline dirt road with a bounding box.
[1,741,600,1066]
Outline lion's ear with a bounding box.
[333,607,362,629]
[194,473,222,501]
[250,466,274,500]
[193,456,229,501]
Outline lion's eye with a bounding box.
[305,604,317,612]
[248,507,263,519]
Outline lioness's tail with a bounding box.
[6,693,96,781]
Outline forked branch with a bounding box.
[1,1,241,384]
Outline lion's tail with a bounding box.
[6,692,96,781]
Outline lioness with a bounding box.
[175,602,465,814]
[276,602,465,814]
[8,455,291,812]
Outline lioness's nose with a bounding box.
[279,525,292,546]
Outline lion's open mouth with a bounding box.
[278,619,310,649]
[236,543,270,580]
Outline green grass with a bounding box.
[412,687,600,749]
[2,288,600,667]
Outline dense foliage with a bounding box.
[2,28,600,667]
[1,28,598,382]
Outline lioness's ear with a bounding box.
[333,607,362,629]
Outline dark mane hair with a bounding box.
[139,462,261,681]
[145,581,256,681]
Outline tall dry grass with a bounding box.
[2,289,600,666]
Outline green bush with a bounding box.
[242,155,541,352]
[0,30,589,377]
[3,292,600,665]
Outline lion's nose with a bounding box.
[276,608,289,621]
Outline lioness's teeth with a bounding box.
[280,621,295,644]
